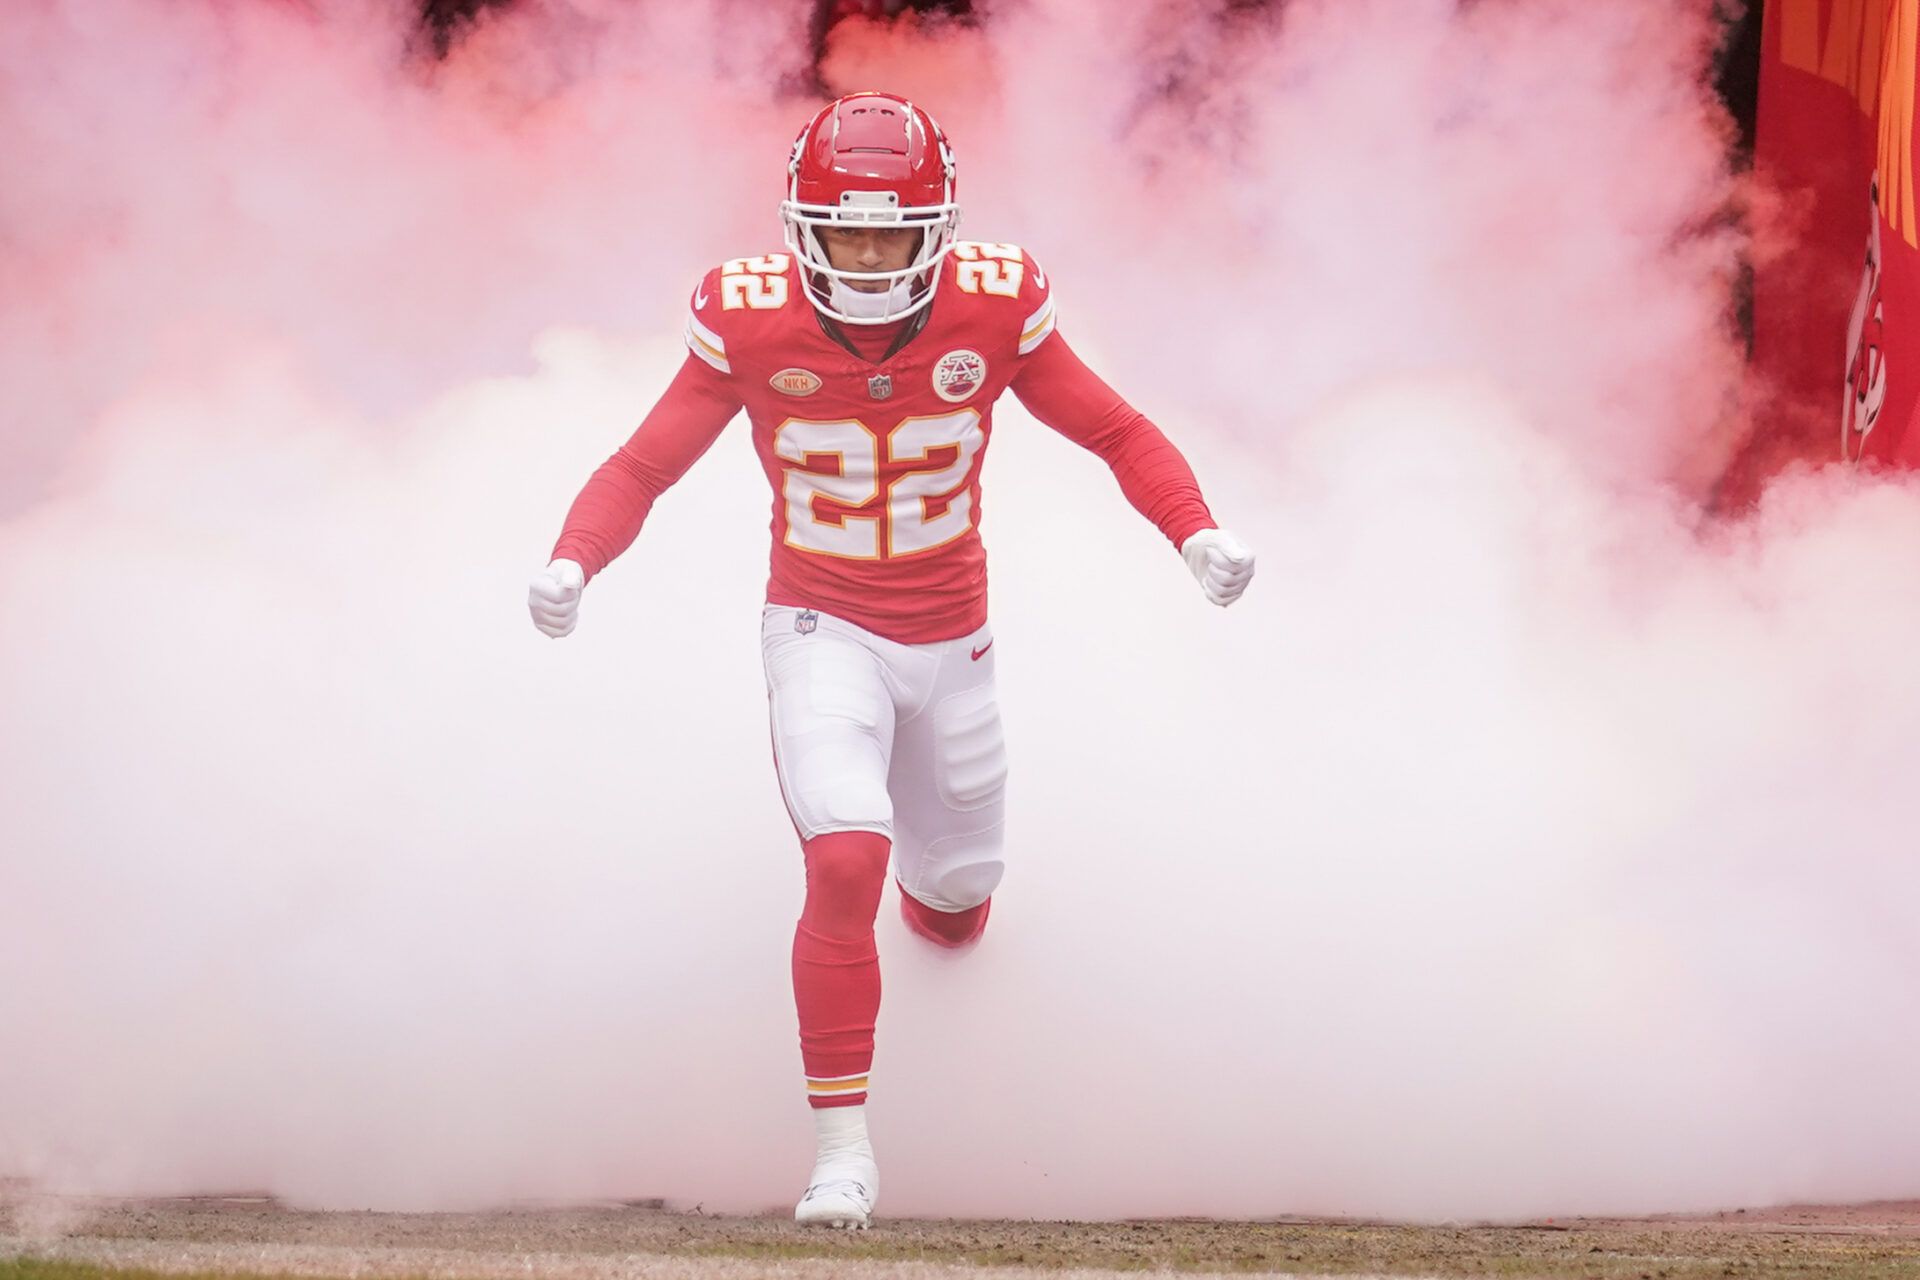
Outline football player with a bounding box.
[529,91,1254,1229]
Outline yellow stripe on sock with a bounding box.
[806,1076,869,1094]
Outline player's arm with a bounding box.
[530,279,744,638]
[549,352,741,576]
[1008,306,1254,607]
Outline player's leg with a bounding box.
[790,828,885,1227]
[793,830,889,1102]
[889,621,1007,948]
[762,606,898,1227]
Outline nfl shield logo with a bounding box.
[868,373,893,400]
[795,610,819,635]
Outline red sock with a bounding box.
[792,831,890,1109]
[899,887,991,948]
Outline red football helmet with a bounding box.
[780,91,961,326]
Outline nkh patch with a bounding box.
[770,368,822,396]
[868,373,893,400]
[932,348,986,402]
[795,609,819,635]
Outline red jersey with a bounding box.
[552,242,1216,643]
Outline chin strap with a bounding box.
[826,275,918,321]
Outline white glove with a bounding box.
[528,558,586,638]
[1180,528,1255,607]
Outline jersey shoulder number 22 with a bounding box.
[720,254,791,311]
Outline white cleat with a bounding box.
[793,1152,878,1230]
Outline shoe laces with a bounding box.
[804,1175,868,1200]
[805,1151,874,1204]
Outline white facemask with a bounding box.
[826,275,919,322]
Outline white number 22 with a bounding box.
[774,410,985,559]
[953,242,1024,298]
[721,254,790,310]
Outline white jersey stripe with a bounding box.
[685,311,730,374]
[1017,298,1056,356]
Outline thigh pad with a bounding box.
[764,626,894,838]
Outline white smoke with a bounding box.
[3,0,1918,1221]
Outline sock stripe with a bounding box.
[806,1074,870,1096]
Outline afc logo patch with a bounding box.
[932,348,987,403]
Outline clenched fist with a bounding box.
[1180,528,1255,607]
[528,558,586,638]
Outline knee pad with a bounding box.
[911,834,1005,912]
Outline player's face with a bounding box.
[818,227,922,291]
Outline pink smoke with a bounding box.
[3,0,1918,1221]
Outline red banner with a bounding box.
[1737,0,1920,500]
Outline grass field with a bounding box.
[4,1196,1920,1279]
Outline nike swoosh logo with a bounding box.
[693,289,709,309]
[971,641,993,661]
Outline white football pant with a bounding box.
[761,605,1007,913]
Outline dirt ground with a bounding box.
[4,1194,1920,1279]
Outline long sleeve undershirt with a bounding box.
[551,354,742,580]
[1009,333,1215,547]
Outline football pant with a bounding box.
[761,604,1007,913]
